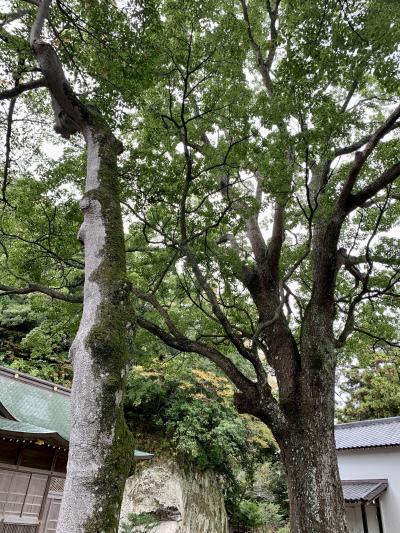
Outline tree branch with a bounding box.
[0,282,82,303]
[334,121,400,157]
[246,173,268,268]
[0,10,30,28]
[0,78,47,101]
[30,0,51,46]
[338,248,400,268]
[137,315,254,392]
[137,314,287,435]
[335,103,400,211]
[354,327,400,348]
[346,162,400,212]
[240,0,273,94]
[131,285,182,339]
[2,89,16,206]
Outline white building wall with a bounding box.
[345,505,381,533]
[345,506,363,533]
[337,447,400,533]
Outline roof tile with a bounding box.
[342,479,388,503]
[335,417,400,450]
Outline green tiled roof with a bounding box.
[0,371,70,441]
[0,417,69,445]
[0,366,154,460]
[134,450,154,460]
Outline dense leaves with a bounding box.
[124,355,288,527]
[0,296,75,383]
[125,357,274,472]
[337,350,400,422]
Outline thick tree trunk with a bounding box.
[56,126,134,533]
[280,421,348,533]
[277,368,348,533]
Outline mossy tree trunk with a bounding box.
[56,126,134,532]
[29,2,134,531]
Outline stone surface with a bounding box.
[119,455,229,533]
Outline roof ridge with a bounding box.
[341,479,388,484]
[335,416,400,429]
[0,365,70,396]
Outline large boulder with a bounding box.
[119,455,229,533]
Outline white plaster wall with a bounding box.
[337,448,400,533]
[366,506,382,533]
[345,506,363,533]
[345,506,380,533]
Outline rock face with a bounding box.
[119,455,229,533]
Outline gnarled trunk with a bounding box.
[56,127,134,533]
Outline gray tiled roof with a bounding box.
[342,479,388,503]
[335,416,400,450]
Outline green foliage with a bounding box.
[230,500,266,527]
[337,350,400,422]
[251,460,289,519]
[125,358,274,473]
[0,296,75,385]
[1,0,400,528]
[230,500,287,529]
[125,356,289,528]
[120,512,157,533]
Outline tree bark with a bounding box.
[56,125,134,533]
[277,366,348,533]
[280,419,347,533]
[27,2,134,531]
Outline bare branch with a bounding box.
[339,80,357,114]
[0,282,82,303]
[2,90,16,207]
[29,0,84,137]
[30,0,52,46]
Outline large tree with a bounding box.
[123,1,400,531]
[1,1,400,532]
